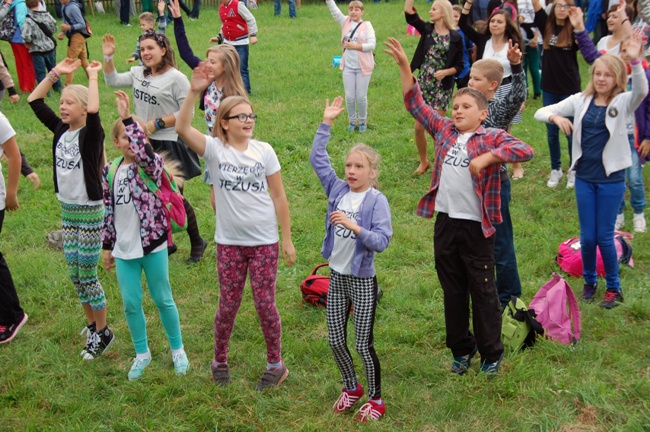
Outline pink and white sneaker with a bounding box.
[332,383,364,413]
[355,400,386,422]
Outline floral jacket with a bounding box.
[101,118,168,255]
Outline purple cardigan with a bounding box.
[575,29,650,155]
[101,118,168,255]
[309,123,392,278]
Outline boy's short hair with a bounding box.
[452,4,462,13]
[139,12,155,25]
[454,87,489,111]
[471,59,504,86]
[349,0,364,9]
[25,0,40,9]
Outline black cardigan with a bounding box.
[29,99,105,201]
[405,11,465,91]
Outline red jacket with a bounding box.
[220,0,248,42]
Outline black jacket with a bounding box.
[405,11,465,91]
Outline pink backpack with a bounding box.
[557,232,634,278]
[529,273,581,345]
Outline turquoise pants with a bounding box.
[115,249,183,354]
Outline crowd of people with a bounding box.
[0,0,648,423]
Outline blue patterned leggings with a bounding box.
[61,203,106,310]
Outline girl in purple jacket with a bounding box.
[101,91,188,381]
[309,97,392,423]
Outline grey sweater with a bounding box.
[22,10,57,53]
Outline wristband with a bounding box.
[631,59,642,66]
[48,70,60,83]
[103,54,114,62]
[88,77,98,81]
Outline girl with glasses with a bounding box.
[176,62,296,391]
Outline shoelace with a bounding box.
[0,325,7,333]
[356,403,380,421]
[603,291,618,302]
[172,352,186,365]
[334,392,354,411]
[86,332,101,354]
[132,356,148,369]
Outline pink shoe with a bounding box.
[355,399,385,422]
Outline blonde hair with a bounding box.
[583,54,628,104]
[472,59,504,86]
[348,0,364,9]
[205,45,247,100]
[214,96,253,143]
[139,12,155,25]
[433,0,456,31]
[347,143,380,189]
[62,85,88,109]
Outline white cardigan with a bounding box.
[534,63,648,176]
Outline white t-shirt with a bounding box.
[202,136,281,246]
[435,133,482,222]
[329,190,368,275]
[55,129,100,205]
[596,36,621,56]
[0,112,15,211]
[342,22,363,70]
[484,39,512,78]
[112,164,144,259]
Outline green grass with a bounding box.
[0,2,649,431]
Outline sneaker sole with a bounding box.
[0,313,28,345]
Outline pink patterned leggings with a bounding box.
[214,243,282,364]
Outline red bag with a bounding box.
[300,263,329,307]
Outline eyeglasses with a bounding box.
[555,4,571,10]
[224,113,258,122]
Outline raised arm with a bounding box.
[171,0,201,69]
[175,63,210,156]
[404,0,415,14]
[86,61,102,114]
[28,58,80,102]
[326,0,346,27]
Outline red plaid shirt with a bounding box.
[405,82,534,237]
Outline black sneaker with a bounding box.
[600,290,624,309]
[450,346,478,375]
[0,313,28,344]
[82,326,114,360]
[582,283,598,303]
[80,322,97,356]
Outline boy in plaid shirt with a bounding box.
[385,37,533,375]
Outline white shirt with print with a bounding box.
[329,189,368,275]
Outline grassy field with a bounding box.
[0,1,649,431]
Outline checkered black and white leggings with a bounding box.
[327,269,381,399]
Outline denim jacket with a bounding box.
[101,118,168,254]
[310,123,392,278]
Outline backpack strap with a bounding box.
[311,263,329,276]
[563,281,581,342]
[107,156,124,192]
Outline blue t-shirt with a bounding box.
[576,99,624,183]
[456,28,473,80]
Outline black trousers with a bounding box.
[434,213,503,363]
[0,210,23,326]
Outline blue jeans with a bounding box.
[494,179,522,307]
[274,0,296,17]
[618,134,647,214]
[32,50,60,92]
[232,44,251,94]
[543,91,573,170]
[575,178,626,291]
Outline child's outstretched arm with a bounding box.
[492,40,527,125]
[176,63,210,156]
[625,32,649,112]
[384,37,446,134]
[170,0,201,69]
[28,58,80,102]
[309,97,348,195]
[86,61,102,114]
[268,173,296,267]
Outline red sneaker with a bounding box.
[355,400,385,422]
[332,383,364,413]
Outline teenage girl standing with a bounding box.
[310,97,392,422]
[102,91,189,380]
[405,0,464,176]
[534,35,648,309]
[176,63,296,390]
[102,31,207,263]
[28,58,114,359]
[326,0,376,132]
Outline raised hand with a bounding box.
[86,60,102,75]
[168,0,181,18]
[624,31,643,62]
[568,7,585,31]
[323,96,345,125]
[102,34,116,57]
[506,39,522,65]
[190,62,212,92]
[383,37,409,67]
[114,90,131,119]
[157,0,166,16]
[54,58,82,75]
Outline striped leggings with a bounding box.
[61,203,106,311]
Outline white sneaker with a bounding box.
[633,213,647,233]
[566,170,576,189]
[547,169,563,188]
[615,213,625,231]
